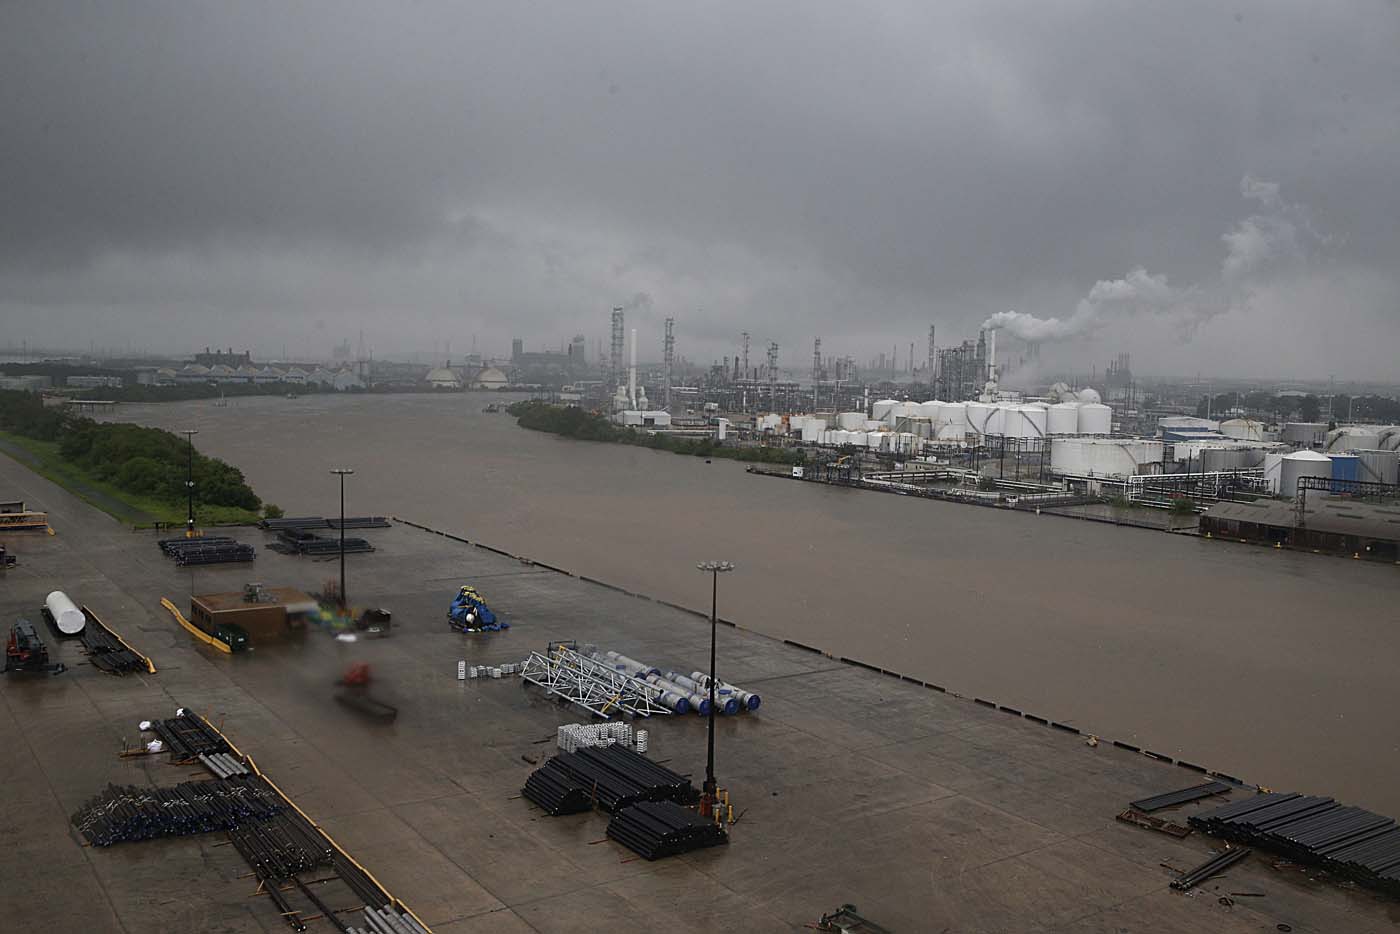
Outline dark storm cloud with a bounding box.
[1,1,1397,377]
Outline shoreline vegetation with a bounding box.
[508,401,806,466]
[0,389,271,527]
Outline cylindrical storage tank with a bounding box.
[1326,427,1383,453]
[917,401,942,419]
[1220,419,1266,442]
[1283,422,1327,448]
[965,402,993,436]
[1201,447,1251,472]
[1077,387,1102,404]
[897,432,916,454]
[838,412,865,430]
[45,591,85,636]
[1077,402,1112,435]
[1009,405,1047,441]
[1047,402,1079,435]
[1263,452,1285,494]
[849,431,867,447]
[871,399,899,421]
[908,418,932,439]
[1050,439,1163,477]
[1329,453,1360,483]
[942,401,968,432]
[864,419,884,432]
[1355,449,1400,485]
[866,432,884,449]
[1379,428,1400,452]
[985,404,1007,437]
[892,402,920,422]
[1279,450,1333,497]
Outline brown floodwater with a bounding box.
[111,393,1400,813]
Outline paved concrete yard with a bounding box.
[2,453,1398,932]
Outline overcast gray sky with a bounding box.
[2,1,1397,379]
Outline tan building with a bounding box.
[190,586,319,643]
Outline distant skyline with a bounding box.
[2,2,1397,380]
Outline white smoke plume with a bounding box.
[984,175,1320,343]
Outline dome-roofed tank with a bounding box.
[871,399,899,421]
[1221,418,1266,442]
[1279,449,1332,497]
[1077,387,1102,404]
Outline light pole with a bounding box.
[330,468,354,609]
[182,429,199,537]
[696,560,735,816]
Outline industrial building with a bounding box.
[189,586,318,644]
[1202,498,1400,560]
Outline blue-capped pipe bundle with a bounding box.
[664,670,740,715]
[690,671,761,711]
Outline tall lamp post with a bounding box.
[330,468,354,609]
[696,560,735,816]
[182,429,199,537]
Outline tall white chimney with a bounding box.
[987,327,997,384]
[628,328,638,409]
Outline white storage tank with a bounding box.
[1220,419,1266,442]
[1262,451,1285,494]
[1355,449,1400,485]
[849,431,868,448]
[866,432,884,449]
[1048,402,1080,435]
[800,421,824,443]
[965,402,994,436]
[837,412,865,431]
[1077,387,1102,404]
[45,591,85,636]
[1326,426,1384,453]
[1379,427,1400,452]
[1050,438,1163,477]
[1077,402,1112,435]
[871,399,899,421]
[1279,450,1333,497]
[917,401,942,419]
[941,402,968,433]
[1283,422,1327,448]
[1006,405,1047,441]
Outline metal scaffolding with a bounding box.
[520,642,674,719]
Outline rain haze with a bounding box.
[2,1,1399,376]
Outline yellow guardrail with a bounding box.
[159,597,231,654]
[82,605,156,674]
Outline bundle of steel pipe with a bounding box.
[228,811,334,881]
[71,777,284,846]
[200,752,250,778]
[522,762,594,816]
[1190,792,1400,895]
[688,670,762,711]
[583,649,708,714]
[347,905,432,934]
[529,744,695,814]
[606,800,729,860]
[150,709,232,760]
[80,621,144,675]
[157,537,256,565]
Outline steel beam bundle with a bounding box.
[228,811,335,881]
[347,906,432,934]
[1191,792,1400,894]
[606,800,728,860]
[1169,846,1251,891]
[79,619,145,674]
[71,777,285,846]
[1129,781,1232,813]
[274,528,374,555]
[258,517,329,530]
[523,744,695,815]
[520,644,676,718]
[151,709,233,760]
[157,536,255,565]
[200,752,250,778]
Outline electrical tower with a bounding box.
[741,331,750,380]
[610,307,625,392]
[812,337,822,381]
[663,317,675,410]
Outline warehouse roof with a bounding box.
[1206,498,1400,542]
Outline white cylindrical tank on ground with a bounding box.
[1379,428,1400,452]
[917,401,942,419]
[837,412,865,430]
[985,404,1006,436]
[1047,402,1080,435]
[892,402,920,422]
[1262,451,1285,494]
[1355,449,1400,485]
[800,421,823,443]
[965,402,994,436]
[1077,402,1112,435]
[1220,419,1266,442]
[1006,405,1047,441]
[1326,427,1384,453]
[849,431,867,448]
[1050,439,1164,477]
[941,402,968,433]
[1279,450,1333,497]
[871,399,899,421]
[1283,422,1327,448]
[866,432,884,449]
[45,591,85,636]
[1077,387,1102,404]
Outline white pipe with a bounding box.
[987,328,997,384]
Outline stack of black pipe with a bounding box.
[276,528,374,556]
[524,745,695,814]
[606,800,728,860]
[327,516,390,530]
[228,811,335,881]
[80,621,144,674]
[151,709,232,760]
[259,516,328,530]
[1191,792,1400,894]
[71,777,284,846]
[522,764,593,815]
[158,536,256,566]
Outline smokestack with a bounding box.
[629,328,637,409]
[987,328,997,384]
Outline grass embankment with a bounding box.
[509,401,806,465]
[0,390,268,527]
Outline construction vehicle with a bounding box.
[447,586,507,632]
[335,663,398,721]
[5,620,63,674]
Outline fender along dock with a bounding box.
[0,452,1396,933]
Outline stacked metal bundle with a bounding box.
[227,811,335,881]
[258,516,328,530]
[1190,792,1400,894]
[522,762,594,815]
[199,752,250,778]
[150,709,232,760]
[275,528,374,555]
[157,536,256,566]
[523,745,695,815]
[556,721,638,753]
[327,516,390,530]
[79,621,146,674]
[606,800,728,860]
[71,777,284,846]
[346,906,432,934]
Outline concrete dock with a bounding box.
[2,453,1397,933]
